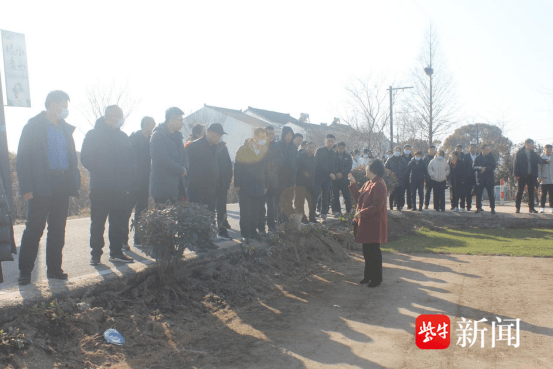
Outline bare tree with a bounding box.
[406,22,458,144]
[341,75,393,156]
[183,109,226,141]
[81,81,139,127]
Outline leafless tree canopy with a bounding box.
[183,110,226,141]
[404,22,458,144]
[341,75,392,156]
[81,81,139,127]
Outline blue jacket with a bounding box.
[16,112,81,197]
[149,123,189,200]
[81,117,135,193]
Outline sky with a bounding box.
[1,0,553,152]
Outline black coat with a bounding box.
[278,127,298,189]
[234,139,268,197]
[16,112,81,197]
[296,151,316,188]
[149,123,189,200]
[385,155,408,182]
[315,147,337,182]
[473,153,496,185]
[449,158,468,185]
[423,154,434,180]
[514,147,548,177]
[464,153,478,185]
[217,142,233,191]
[129,130,151,195]
[81,117,135,193]
[407,158,428,183]
[186,136,219,195]
[335,152,353,178]
[265,141,284,191]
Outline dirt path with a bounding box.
[182,252,553,369]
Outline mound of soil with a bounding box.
[0,227,353,369]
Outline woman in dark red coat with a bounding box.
[348,159,388,288]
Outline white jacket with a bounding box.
[538,154,553,184]
[428,157,450,182]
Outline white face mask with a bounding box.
[394,151,400,157]
[415,156,421,161]
[58,108,69,120]
[116,117,125,128]
[404,150,411,155]
[257,139,267,146]
[438,155,443,160]
[363,154,369,158]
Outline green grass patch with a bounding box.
[383,227,553,257]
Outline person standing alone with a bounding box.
[514,138,550,213]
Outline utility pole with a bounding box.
[424,66,434,145]
[0,70,14,212]
[388,85,413,152]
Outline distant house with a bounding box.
[184,104,270,161]
[244,107,306,140]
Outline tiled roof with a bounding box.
[246,106,301,125]
[205,105,269,128]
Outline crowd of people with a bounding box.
[9,90,553,286]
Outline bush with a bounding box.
[137,201,217,281]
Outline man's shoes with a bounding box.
[109,254,134,263]
[367,280,381,288]
[475,209,482,214]
[418,208,423,212]
[491,209,496,215]
[411,208,417,212]
[222,219,232,229]
[359,279,370,284]
[397,207,403,211]
[251,232,263,241]
[435,209,440,212]
[539,208,545,213]
[301,216,309,225]
[218,226,232,239]
[47,271,68,280]
[452,207,458,212]
[515,208,520,213]
[241,237,251,245]
[309,218,318,224]
[424,206,429,210]
[18,273,31,286]
[258,229,267,237]
[333,212,341,217]
[90,256,101,265]
[529,209,538,214]
[466,208,472,211]
[459,208,466,212]
[122,244,130,251]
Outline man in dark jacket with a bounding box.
[331,142,353,216]
[407,151,427,211]
[462,144,478,211]
[216,141,233,238]
[16,91,81,285]
[295,142,318,224]
[315,134,337,221]
[278,126,298,221]
[423,145,436,209]
[514,138,550,213]
[402,144,414,209]
[123,116,155,249]
[234,128,268,244]
[261,126,282,233]
[385,146,408,210]
[82,105,135,265]
[449,144,467,210]
[186,123,226,211]
[473,144,497,214]
[150,107,189,204]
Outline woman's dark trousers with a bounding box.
[362,243,382,283]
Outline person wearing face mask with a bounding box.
[427,149,450,212]
[423,145,436,209]
[16,91,81,285]
[473,144,496,214]
[234,128,269,244]
[538,144,553,213]
[186,123,226,213]
[315,134,338,221]
[384,146,408,210]
[81,105,135,265]
[462,144,478,211]
[448,151,468,212]
[407,151,427,211]
[402,145,414,209]
[122,116,156,250]
[351,150,361,170]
